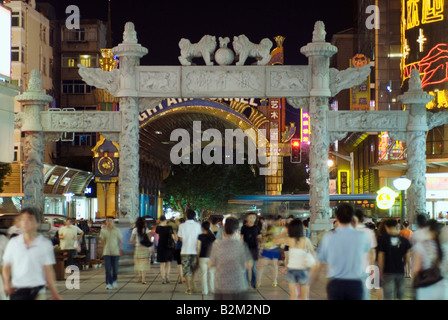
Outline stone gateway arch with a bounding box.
[14,21,448,229]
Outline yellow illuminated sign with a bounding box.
[376,187,399,210]
[338,170,350,195]
[422,0,445,24]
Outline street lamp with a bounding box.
[393,177,411,226]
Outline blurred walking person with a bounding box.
[178,209,202,294]
[100,216,123,290]
[174,217,185,283]
[156,215,175,284]
[377,219,411,300]
[412,220,447,300]
[58,218,84,268]
[240,212,261,289]
[0,232,9,300]
[315,204,370,300]
[197,221,216,295]
[354,209,377,300]
[210,216,223,241]
[130,217,152,284]
[399,221,413,278]
[257,215,282,287]
[209,217,252,300]
[274,219,316,300]
[2,208,62,300]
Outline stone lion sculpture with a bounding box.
[178,35,217,66]
[233,35,273,66]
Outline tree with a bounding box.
[163,163,264,217]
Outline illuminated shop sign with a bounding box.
[300,109,310,146]
[401,0,448,108]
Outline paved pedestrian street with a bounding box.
[50,258,415,300]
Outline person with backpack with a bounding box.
[130,217,153,284]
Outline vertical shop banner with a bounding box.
[350,54,371,111]
[300,109,310,148]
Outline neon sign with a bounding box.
[401,0,448,109]
[376,187,398,210]
[300,110,310,145]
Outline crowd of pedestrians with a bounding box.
[2,205,448,300]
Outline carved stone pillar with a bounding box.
[112,22,148,222]
[300,22,337,225]
[398,70,433,225]
[15,70,53,220]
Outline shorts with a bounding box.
[261,248,281,260]
[181,254,199,277]
[287,269,310,285]
[174,249,182,265]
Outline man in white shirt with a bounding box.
[177,209,202,294]
[58,218,84,267]
[2,207,62,300]
[354,210,377,300]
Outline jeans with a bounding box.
[246,259,257,288]
[104,255,119,285]
[199,257,214,295]
[383,273,405,300]
[66,249,77,268]
[327,279,363,300]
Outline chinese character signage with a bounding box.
[401,0,448,108]
[350,54,371,111]
[300,109,310,147]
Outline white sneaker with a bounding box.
[106,284,113,290]
[112,281,118,289]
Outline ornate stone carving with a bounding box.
[14,113,23,130]
[406,131,427,224]
[182,66,264,98]
[215,37,235,66]
[40,111,122,132]
[233,35,273,66]
[101,132,119,142]
[287,97,310,111]
[78,64,120,96]
[329,131,349,142]
[328,111,408,132]
[388,131,407,143]
[138,98,164,113]
[329,65,372,97]
[28,69,43,92]
[178,35,217,66]
[118,97,140,220]
[427,111,448,130]
[139,71,178,93]
[309,96,330,224]
[44,132,61,143]
[312,21,326,42]
[23,131,45,218]
[123,21,138,43]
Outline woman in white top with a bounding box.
[130,217,153,284]
[273,219,317,300]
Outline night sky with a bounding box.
[37,0,357,66]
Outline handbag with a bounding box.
[413,264,443,289]
[140,229,153,247]
[167,228,176,249]
[303,250,317,269]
